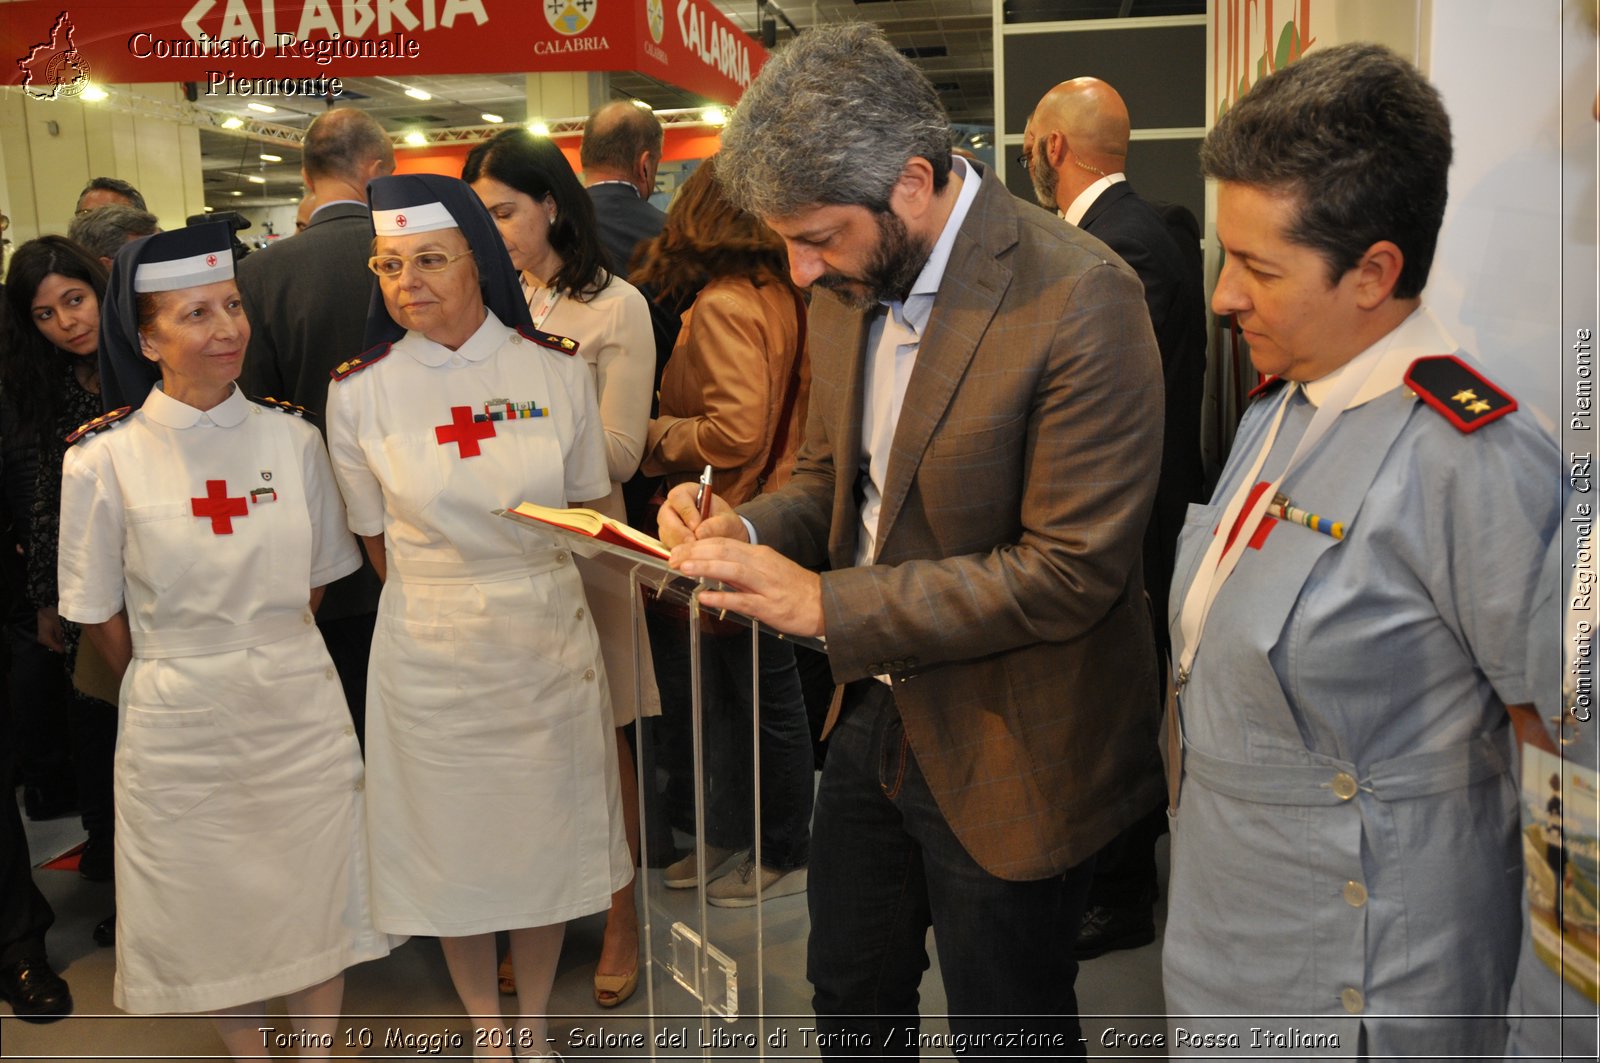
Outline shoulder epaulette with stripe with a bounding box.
[1403,355,1517,434]
[257,396,308,417]
[330,342,392,381]
[1248,374,1285,400]
[516,325,580,356]
[65,406,132,444]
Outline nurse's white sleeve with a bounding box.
[324,378,387,537]
[558,354,613,506]
[57,443,126,624]
[296,421,362,587]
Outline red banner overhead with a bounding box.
[3,0,765,106]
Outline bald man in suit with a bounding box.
[1025,76,1208,959]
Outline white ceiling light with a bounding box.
[221,116,244,129]
[527,121,550,137]
[403,130,428,146]
[81,84,108,101]
[404,87,432,101]
[702,107,727,126]
[247,102,276,113]
[259,153,282,162]
[481,113,504,124]
[247,175,266,184]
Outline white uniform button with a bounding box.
[556,550,569,564]
[324,668,336,680]
[1340,987,1364,1013]
[343,726,355,737]
[302,613,314,625]
[354,779,365,792]
[575,607,585,620]
[1330,772,1358,801]
[1343,880,1368,907]
[583,668,596,681]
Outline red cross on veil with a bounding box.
[435,405,495,458]
[191,479,248,534]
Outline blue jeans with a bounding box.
[806,681,1093,1059]
[646,612,813,871]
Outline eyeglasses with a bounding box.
[367,250,472,277]
[1015,143,1031,170]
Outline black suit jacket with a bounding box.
[236,200,380,621]
[586,182,665,279]
[1078,181,1207,632]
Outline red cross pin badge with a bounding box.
[395,213,408,228]
[435,405,495,458]
[205,253,218,267]
[191,479,248,534]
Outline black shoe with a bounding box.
[93,914,115,947]
[77,835,113,882]
[1073,903,1155,960]
[0,957,73,1022]
[21,783,78,821]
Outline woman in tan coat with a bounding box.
[635,156,815,906]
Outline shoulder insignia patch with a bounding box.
[1248,374,1285,400]
[258,396,308,417]
[517,325,580,356]
[65,406,132,445]
[329,342,393,381]
[1404,355,1517,434]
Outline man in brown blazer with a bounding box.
[660,24,1164,1056]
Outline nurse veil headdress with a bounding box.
[98,221,237,412]
[362,172,533,349]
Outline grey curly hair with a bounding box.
[716,22,953,219]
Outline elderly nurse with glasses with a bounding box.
[56,223,390,1057]
[324,174,630,1060]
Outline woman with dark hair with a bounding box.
[55,223,389,1056]
[1,236,119,897]
[464,129,656,1008]
[325,174,629,1057]
[632,156,815,909]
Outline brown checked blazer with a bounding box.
[739,165,1166,881]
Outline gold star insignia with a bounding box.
[1452,389,1478,404]
[1467,400,1492,414]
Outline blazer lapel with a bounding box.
[825,303,872,573]
[874,174,1015,552]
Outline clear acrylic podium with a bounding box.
[501,509,825,1060]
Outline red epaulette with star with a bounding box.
[517,325,580,356]
[65,406,132,445]
[1404,355,1517,433]
[1248,375,1285,400]
[330,343,392,381]
[257,396,308,417]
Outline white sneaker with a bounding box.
[705,856,808,908]
[662,844,740,888]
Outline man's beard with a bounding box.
[813,209,930,311]
[1029,148,1058,210]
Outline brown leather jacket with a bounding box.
[643,275,809,507]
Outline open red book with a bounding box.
[509,502,669,560]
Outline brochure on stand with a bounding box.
[496,504,827,652]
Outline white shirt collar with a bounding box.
[142,382,250,428]
[888,154,983,338]
[1062,172,1127,227]
[1302,304,1456,410]
[398,309,506,368]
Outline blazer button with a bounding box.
[1340,987,1364,1014]
[1330,772,1358,801]
[1342,880,1368,908]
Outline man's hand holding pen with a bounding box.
[658,479,826,640]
